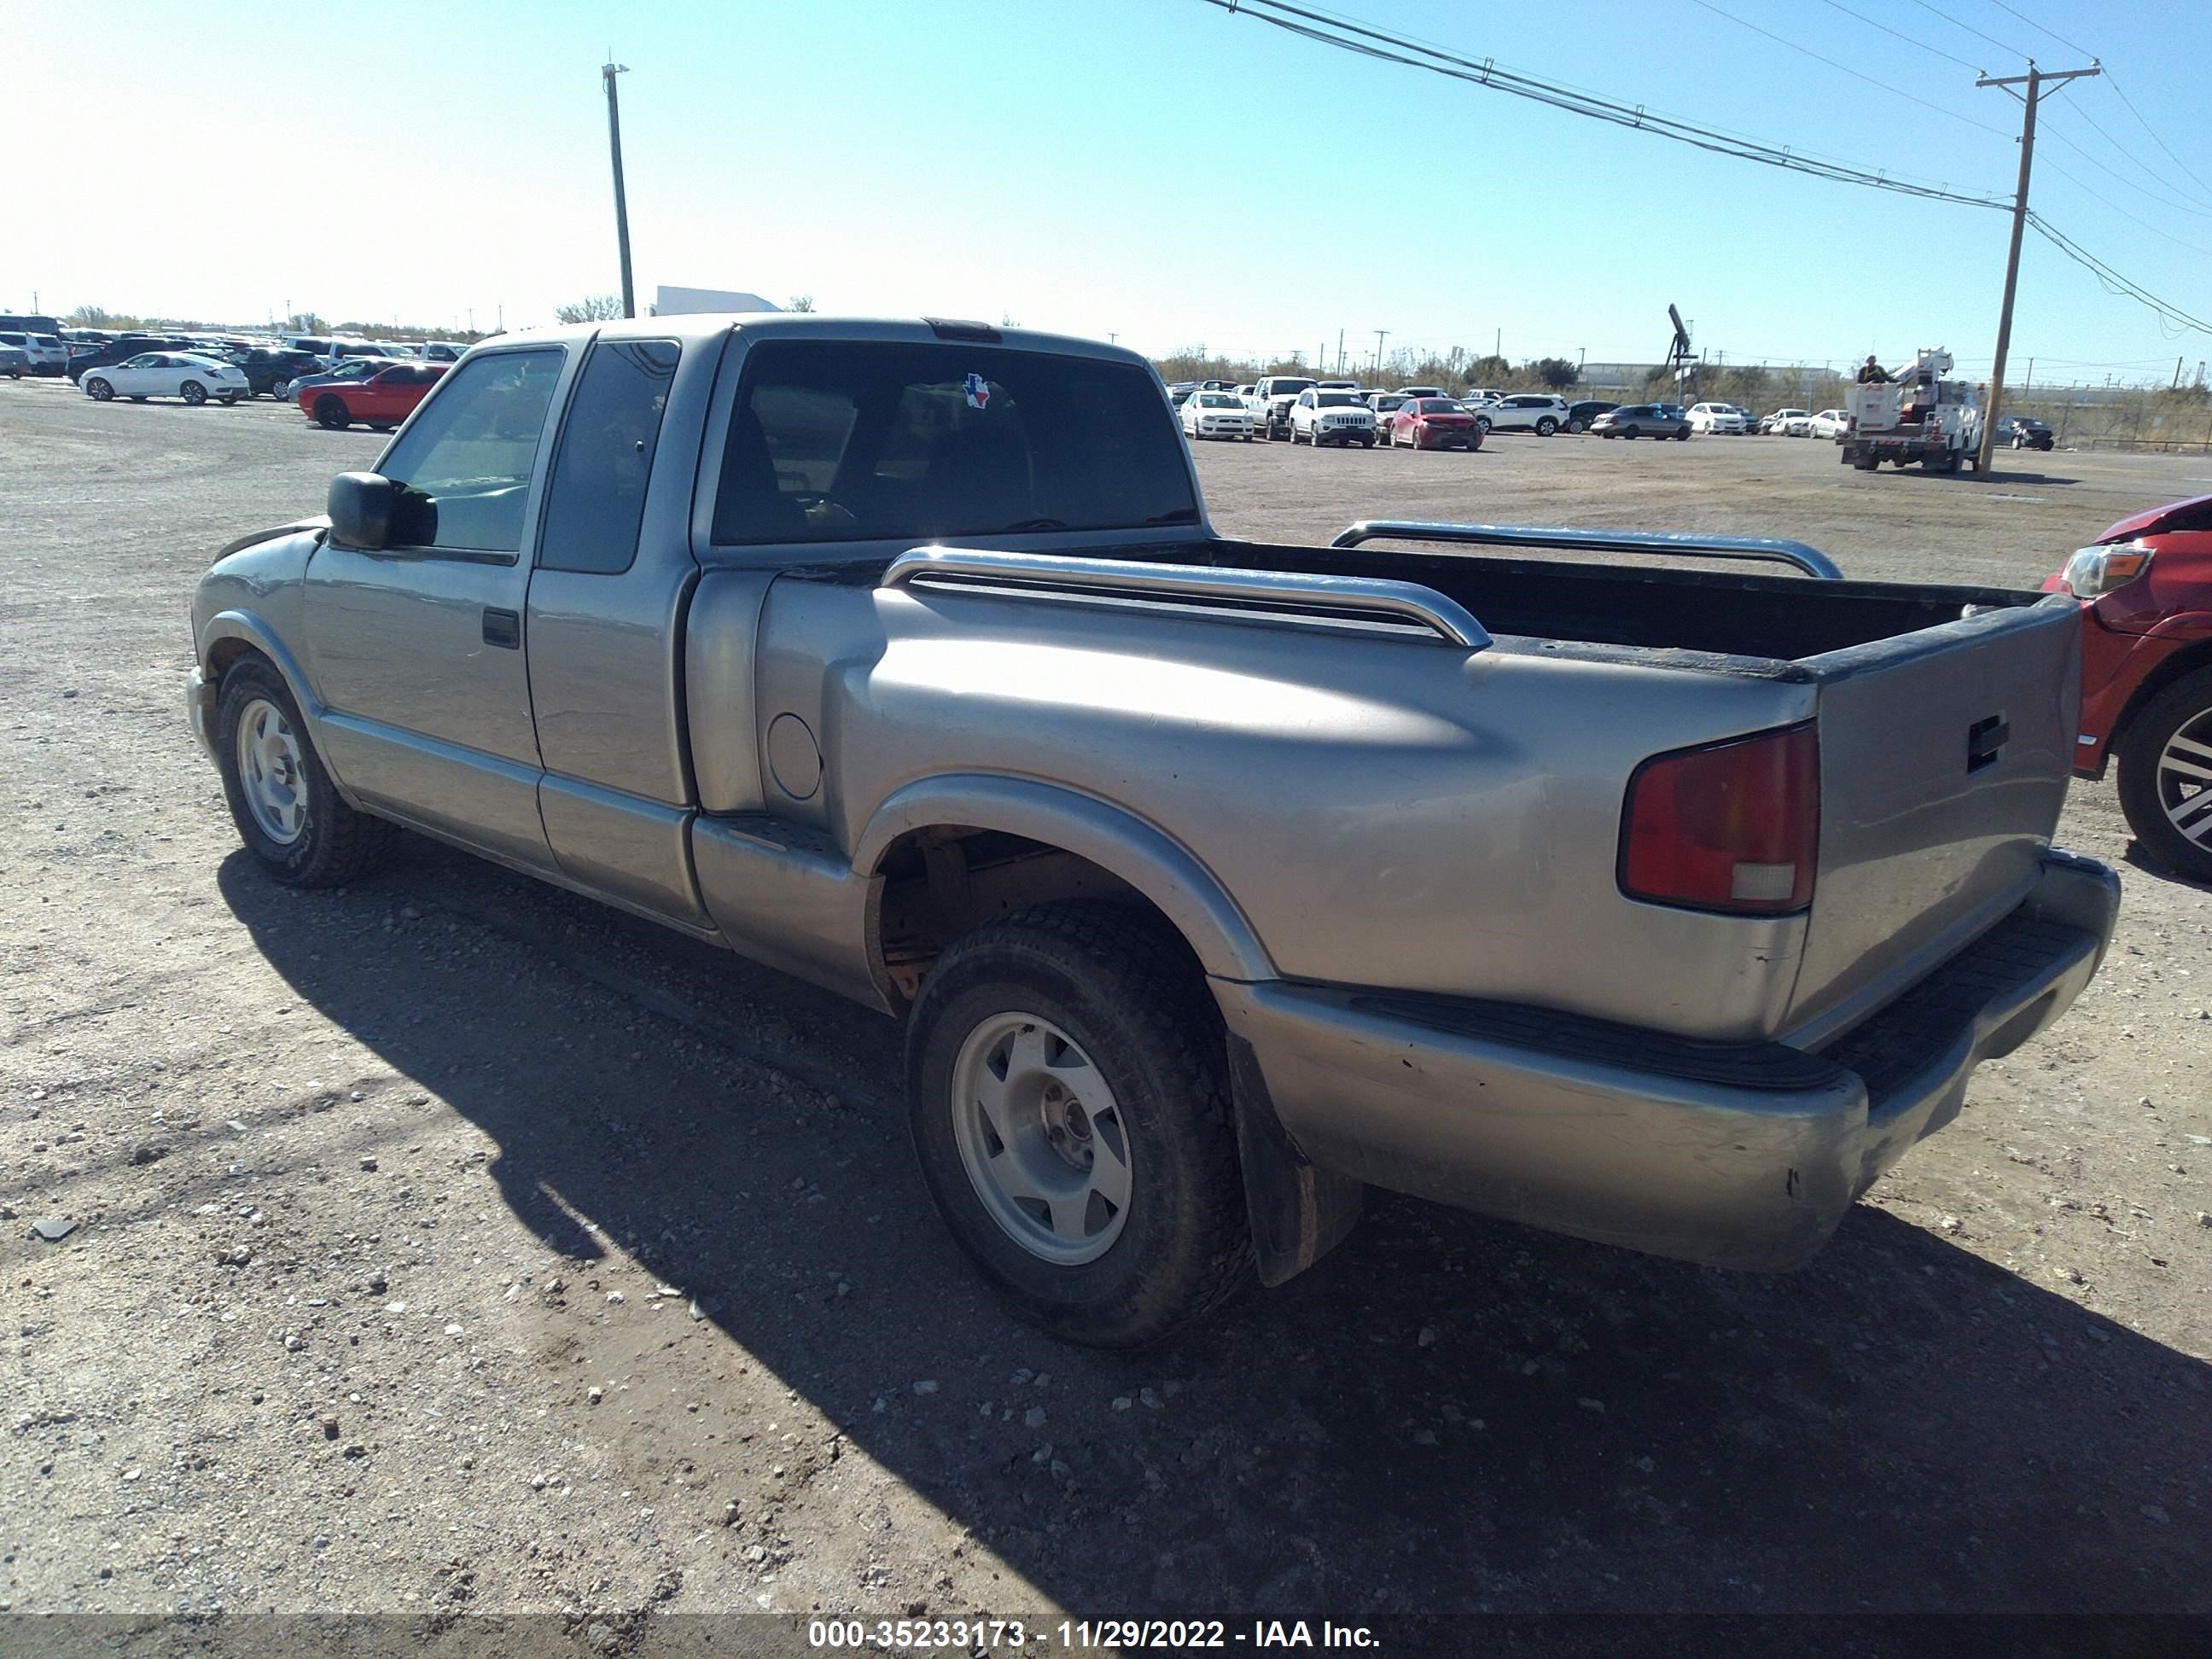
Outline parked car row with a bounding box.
[57,328,473,397]
[1166,376,1783,453]
[1755,407,1850,439]
[73,346,450,428]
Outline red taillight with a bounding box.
[1620,724,1819,914]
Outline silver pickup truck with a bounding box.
[187,315,2119,1346]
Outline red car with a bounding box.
[299,362,446,432]
[1388,397,1483,451]
[2043,492,2212,880]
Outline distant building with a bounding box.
[650,286,779,317]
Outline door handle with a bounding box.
[482,608,521,649]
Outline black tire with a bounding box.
[370,422,394,433]
[1622,427,1639,440]
[1535,417,1557,436]
[85,377,113,401]
[181,380,207,405]
[213,655,398,888]
[1674,428,1690,440]
[218,394,240,406]
[2116,666,2212,883]
[1361,435,1375,448]
[1567,419,1586,434]
[905,900,1253,1348]
[314,395,350,430]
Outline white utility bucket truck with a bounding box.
[1838,348,1983,474]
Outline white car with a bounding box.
[1471,393,1569,435]
[1394,385,1446,399]
[1288,387,1378,447]
[1367,391,1412,428]
[1181,390,1253,441]
[1688,402,1749,435]
[0,330,68,375]
[79,351,251,406]
[1761,408,1812,435]
[1808,408,1851,439]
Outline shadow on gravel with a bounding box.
[1965,469,2081,487]
[2122,841,2212,895]
[218,844,2209,1615]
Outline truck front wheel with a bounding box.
[214,655,397,887]
[905,901,1253,1347]
[2116,666,2212,883]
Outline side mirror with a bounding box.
[327,472,396,550]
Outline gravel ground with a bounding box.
[2,378,2207,1626]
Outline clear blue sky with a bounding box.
[6,0,2207,383]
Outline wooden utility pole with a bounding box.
[1373,329,1388,375]
[1976,61,2099,474]
[603,61,637,319]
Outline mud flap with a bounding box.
[1226,1032,1363,1287]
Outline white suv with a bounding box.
[0,330,68,375]
[1473,393,1569,436]
[1289,387,1378,448]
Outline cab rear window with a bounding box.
[712,339,1197,546]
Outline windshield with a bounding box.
[1196,393,1239,408]
[1269,381,1314,396]
[1417,399,1460,414]
[1316,393,1363,408]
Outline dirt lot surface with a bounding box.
[3,379,2207,1627]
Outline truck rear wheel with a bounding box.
[905,901,1252,1347]
[214,655,397,888]
[2116,666,2212,883]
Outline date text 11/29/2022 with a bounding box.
[806,1619,1380,1650]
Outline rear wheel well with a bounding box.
[869,827,1195,1010]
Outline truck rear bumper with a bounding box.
[1213,850,2118,1272]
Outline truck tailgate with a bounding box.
[1787,598,2081,1040]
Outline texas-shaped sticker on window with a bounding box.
[963,371,991,410]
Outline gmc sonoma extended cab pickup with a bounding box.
[188,315,2119,1346]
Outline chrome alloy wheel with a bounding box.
[950,1012,1133,1265]
[2157,709,2212,849]
[236,696,307,844]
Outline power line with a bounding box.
[1198,1,2210,342]
[1988,0,2097,62]
[1195,0,2009,208]
[2033,113,2212,222]
[2040,97,2212,212]
[1815,0,1981,72]
[1685,0,2011,137]
[2034,154,2212,262]
[1907,0,2030,61]
[2027,213,2212,336]
[2105,71,2212,201]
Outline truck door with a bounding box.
[522,336,717,929]
[301,344,571,871]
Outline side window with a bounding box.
[378,347,566,554]
[538,339,680,575]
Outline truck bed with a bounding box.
[1185,538,2045,667]
[856,529,2081,1045]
